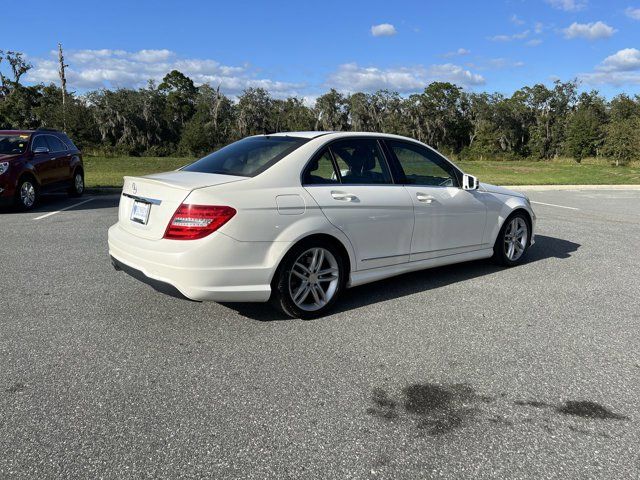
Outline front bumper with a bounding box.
[108,223,290,302]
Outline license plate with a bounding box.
[130,200,151,225]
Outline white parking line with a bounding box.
[530,200,579,211]
[33,198,95,220]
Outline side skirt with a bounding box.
[347,248,494,288]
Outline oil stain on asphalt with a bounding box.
[367,383,630,438]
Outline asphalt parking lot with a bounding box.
[1,188,639,479]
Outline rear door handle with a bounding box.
[331,191,358,202]
[416,193,434,204]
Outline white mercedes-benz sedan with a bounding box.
[108,132,536,318]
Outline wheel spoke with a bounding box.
[293,283,309,303]
[314,249,325,273]
[310,284,321,305]
[314,284,327,304]
[292,269,308,281]
[294,262,311,275]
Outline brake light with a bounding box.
[164,204,236,240]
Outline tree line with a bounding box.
[1,50,639,164]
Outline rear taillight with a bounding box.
[163,204,236,240]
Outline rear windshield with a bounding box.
[182,136,309,177]
[0,134,30,154]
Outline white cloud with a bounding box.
[489,30,530,42]
[25,48,305,97]
[325,63,484,93]
[579,48,640,85]
[534,22,545,34]
[563,21,616,40]
[443,48,471,57]
[598,48,640,71]
[625,7,640,20]
[371,23,397,37]
[527,39,544,46]
[510,14,525,25]
[545,0,587,12]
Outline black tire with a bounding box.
[69,169,84,197]
[14,176,38,211]
[271,239,346,319]
[493,211,531,267]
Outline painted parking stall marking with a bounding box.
[530,200,579,211]
[33,198,95,220]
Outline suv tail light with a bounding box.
[164,204,236,240]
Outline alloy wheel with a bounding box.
[288,247,340,312]
[75,173,84,194]
[20,181,36,208]
[504,217,528,261]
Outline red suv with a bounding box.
[0,129,84,210]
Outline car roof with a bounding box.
[0,130,36,135]
[260,131,425,143]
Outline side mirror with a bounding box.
[33,146,49,154]
[462,173,479,190]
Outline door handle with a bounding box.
[416,193,434,204]
[331,191,358,202]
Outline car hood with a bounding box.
[0,153,22,162]
[479,182,527,199]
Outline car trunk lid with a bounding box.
[118,171,245,240]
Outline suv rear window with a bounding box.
[0,134,30,154]
[182,136,309,177]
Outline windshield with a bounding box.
[182,136,309,177]
[0,134,30,155]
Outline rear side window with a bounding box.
[329,139,392,185]
[303,150,340,184]
[183,136,309,177]
[59,134,78,151]
[45,135,67,152]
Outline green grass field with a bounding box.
[84,155,640,189]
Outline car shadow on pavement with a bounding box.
[224,234,581,321]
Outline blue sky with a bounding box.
[3,0,640,99]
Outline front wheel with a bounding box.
[15,177,38,211]
[69,170,84,197]
[271,241,345,319]
[493,213,530,266]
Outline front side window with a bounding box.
[183,136,309,177]
[31,136,49,152]
[303,149,339,184]
[0,135,29,154]
[329,139,392,185]
[386,140,459,187]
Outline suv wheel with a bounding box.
[69,170,84,197]
[271,240,345,319]
[15,177,38,211]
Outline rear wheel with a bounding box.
[15,177,38,211]
[271,240,345,319]
[69,170,84,197]
[493,212,530,266]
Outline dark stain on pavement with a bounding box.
[556,401,629,420]
[367,383,493,436]
[5,382,26,394]
[367,384,630,438]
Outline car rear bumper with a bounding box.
[108,223,290,302]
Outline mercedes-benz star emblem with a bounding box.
[132,182,137,194]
